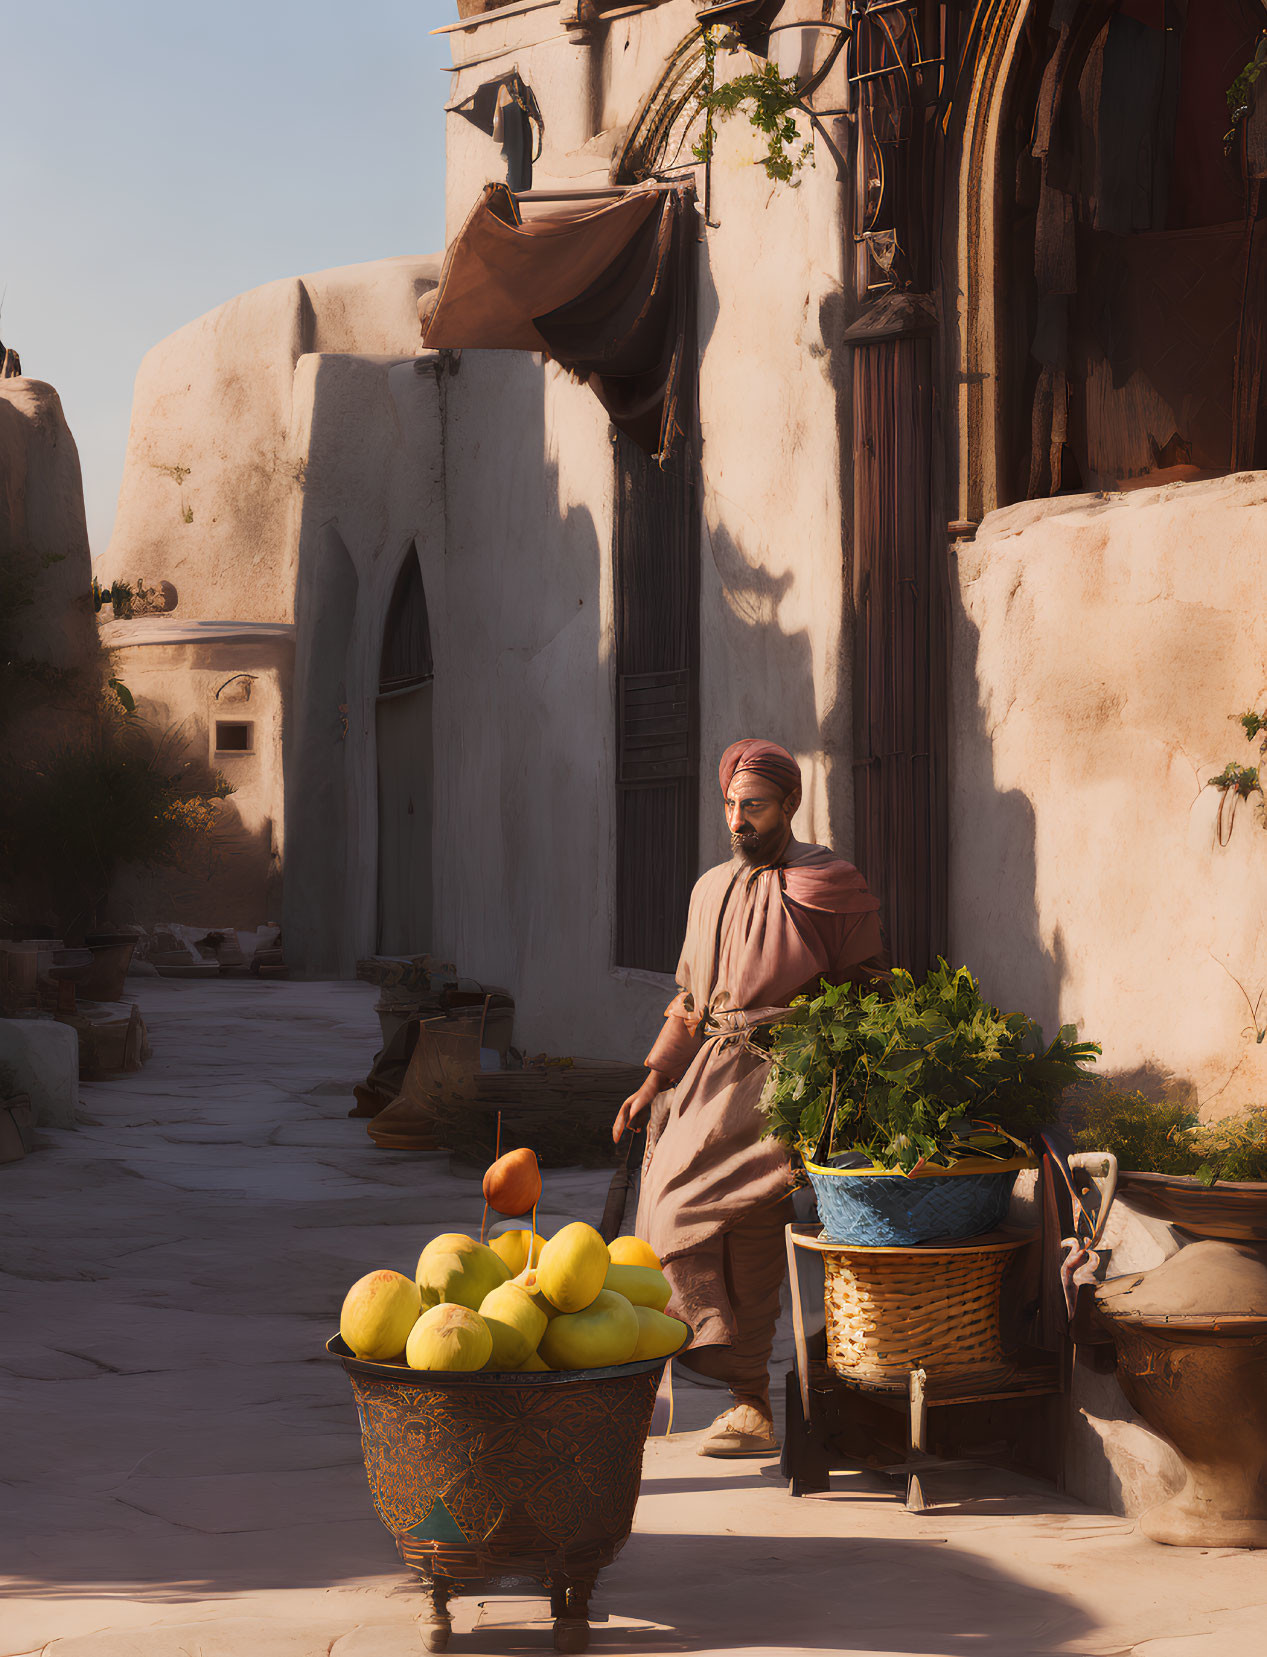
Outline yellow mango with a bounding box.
[421,1231,477,1256]
[535,1221,609,1313]
[607,1235,662,1270]
[480,1281,548,1371]
[603,1263,671,1311]
[631,1303,689,1361]
[406,1302,492,1371]
[519,1348,552,1372]
[416,1236,510,1311]
[490,1228,547,1276]
[340,1269,422,1361]
[539,1289,639,1370]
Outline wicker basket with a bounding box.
[817,1232,1031,1388]
[805,1156,1032,1246]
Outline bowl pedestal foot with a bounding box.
[550,1575,593,1653]
[1141,1475,1267,1549]
[419,1579,453,1652]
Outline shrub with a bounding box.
[0,693,232,939]
[1073,1088,1267,1183]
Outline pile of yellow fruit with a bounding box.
[339,1222,688,1373]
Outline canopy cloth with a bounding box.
[419,182,693,459]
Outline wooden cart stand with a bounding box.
[780,1224,1061,1508]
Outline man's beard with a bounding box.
[731,828,776,865]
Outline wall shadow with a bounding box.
[691,211,856,872]
[697,518,825,867]
[946,557,1064,1031]
[284,520,358,977]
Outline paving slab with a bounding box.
[2,979,1264,1657]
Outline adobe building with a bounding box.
[97,0,1267,1115]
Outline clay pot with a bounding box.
[1096,1242,1267,1547]
[78,938,137,1002]
[1116,1170,1267,1242]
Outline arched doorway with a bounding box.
[375,544,434,954]
[970,0,1267,507]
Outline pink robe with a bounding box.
[636,838,885,1328]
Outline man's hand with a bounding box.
[612,1070,671,1143]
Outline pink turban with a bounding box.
[718,739,802,799]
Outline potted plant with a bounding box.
[759,961,1100,1245]
[1073,1090,1267,1241]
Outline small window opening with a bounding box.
[215,721,254,753]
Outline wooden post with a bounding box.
[906,1366,928,1512]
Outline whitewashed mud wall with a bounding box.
[950,474,1267,1112]
[100,0,863,1065]
[436,1,858,1060]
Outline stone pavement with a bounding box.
[2,980,1264,1657]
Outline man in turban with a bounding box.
[613,739,886,1456]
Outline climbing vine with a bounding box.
[1224,33,1267,156]
[1208,707,1267,842]
[691,28,815,184]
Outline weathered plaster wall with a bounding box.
[99,258,440,622]
[436,348,674,1058]
[99,259,441,950]
[0,377,99,752]
[96,620,292,931]
[101,3,859,1065]
[951,474,1267,1112]
[693,89,854,868]
[282,351,445,979]
[437,4,858,1058]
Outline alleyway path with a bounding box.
[3,982,1264,1656]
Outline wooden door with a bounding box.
[376,547,435,955]
[852,335,948,976]
[376,684,434,955]
[613,430,699,973]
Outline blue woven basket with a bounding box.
[804,1159,1028,1246]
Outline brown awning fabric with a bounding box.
[420,182,693,460]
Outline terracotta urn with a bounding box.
[1116,1170,1267,1242]
[1096,1241,1267,1547]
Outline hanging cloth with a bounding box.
[419,183,694,460]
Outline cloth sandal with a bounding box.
[697,1404,777,1458]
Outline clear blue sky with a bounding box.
[2,1,451,557]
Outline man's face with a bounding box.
[724,769,798,865]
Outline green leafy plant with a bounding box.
[1190,1110,1267,1182]
[1208,759,1260,798]
[0,694,233,938]
[1073,1088,1267,1184]
[691,33,814,184]
[757,960,1099,1173]
[1224,34,1267,156]
[1070,1089,1200,1176]
[1,546,78,728]
[1206,705,1267,840]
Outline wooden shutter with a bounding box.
[613,431,699,973]
[852,335,948,977]
[617,669,691,784]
